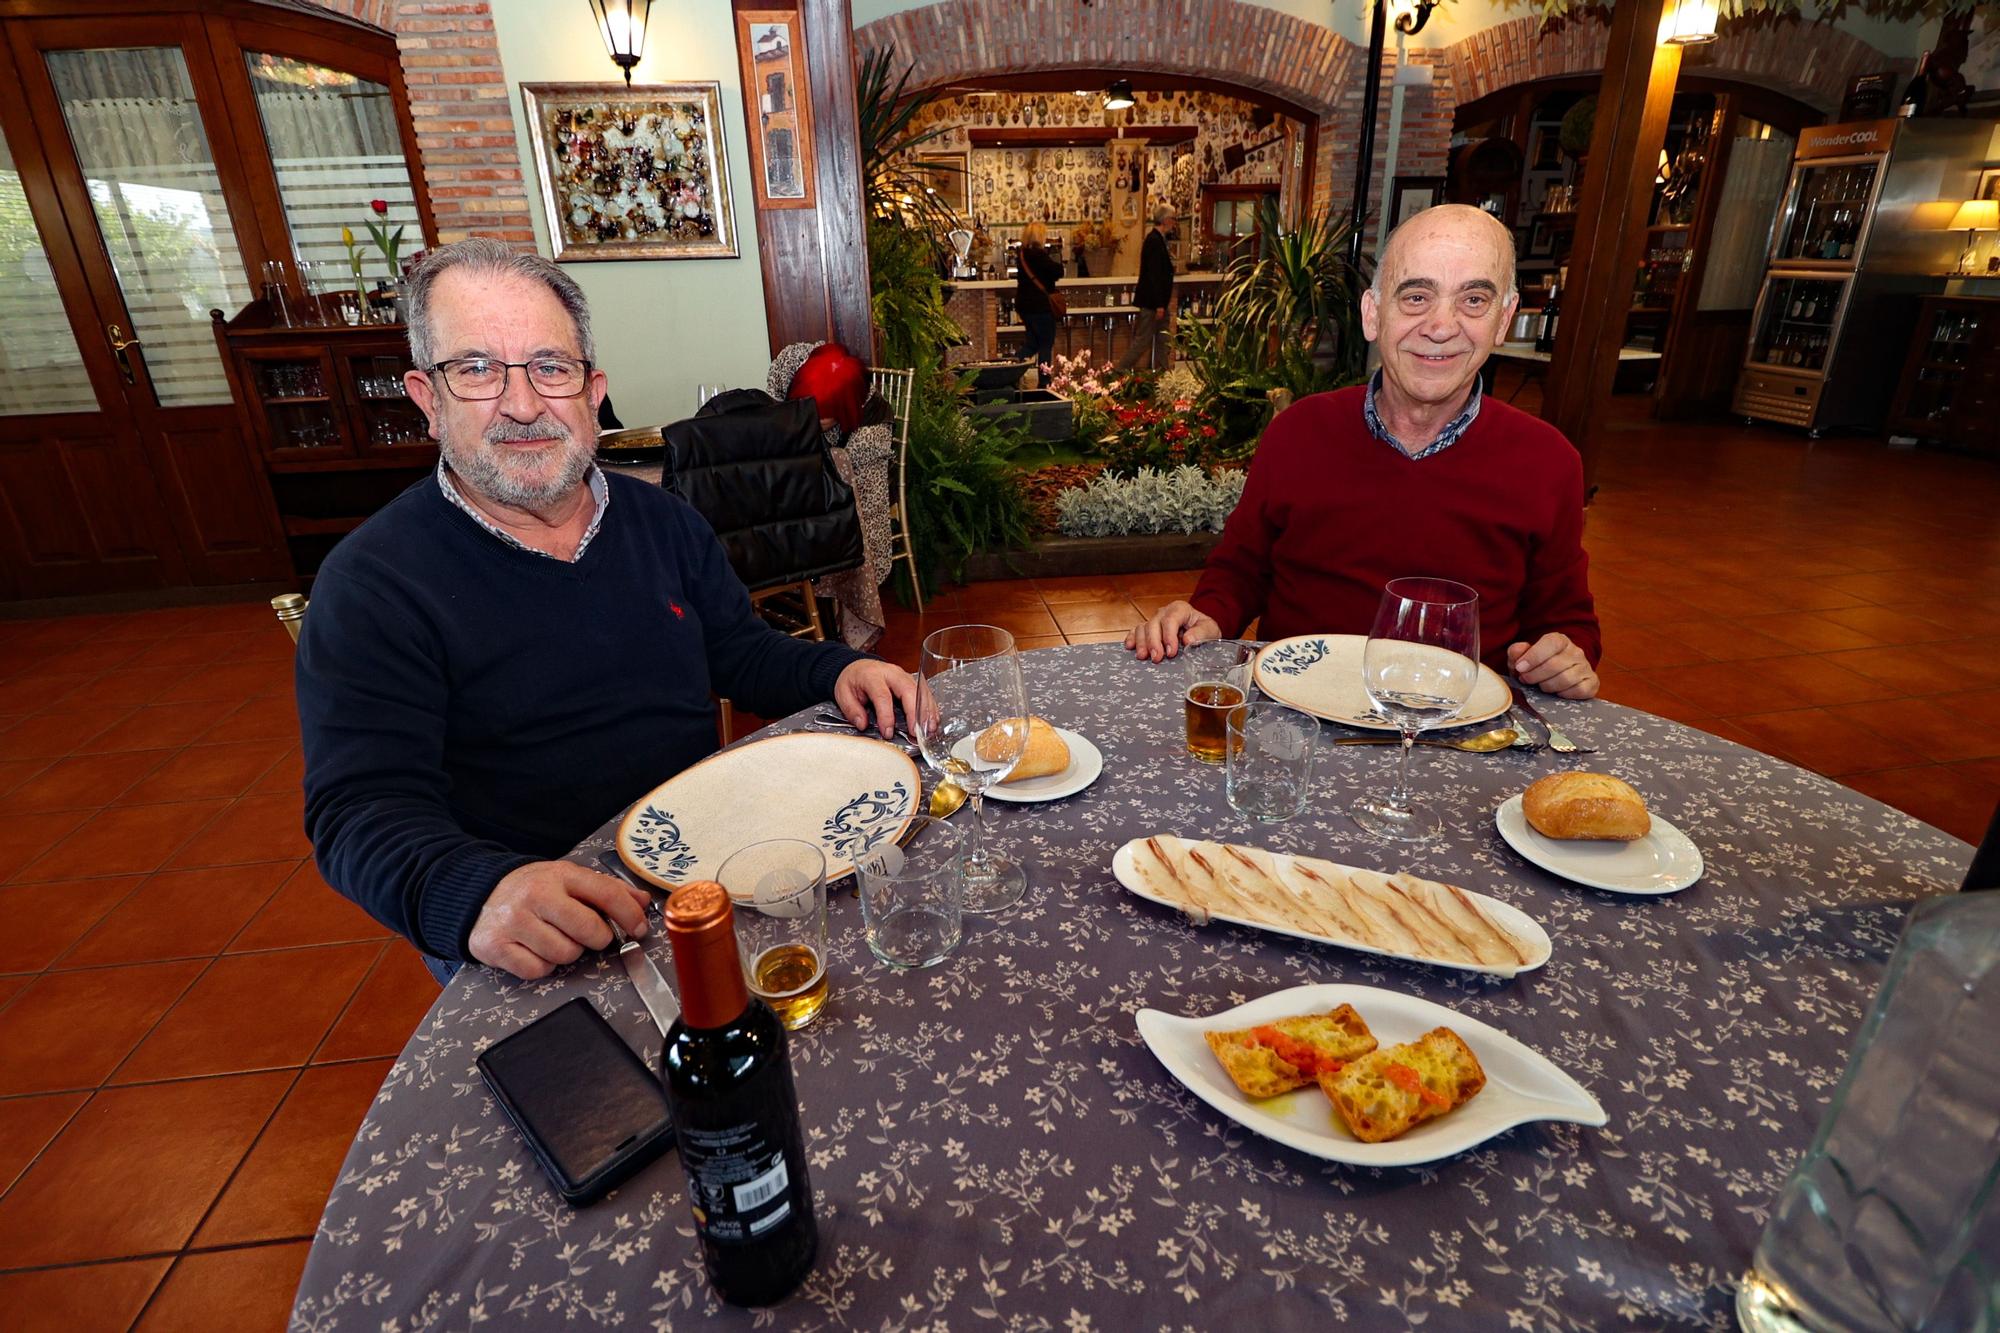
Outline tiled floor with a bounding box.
[0,400,1996,1328]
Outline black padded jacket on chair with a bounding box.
[659,390,864,593]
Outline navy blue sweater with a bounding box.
[296,471,863,962]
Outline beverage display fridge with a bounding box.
[1733,118,1992,434]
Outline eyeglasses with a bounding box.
[428,356,592,400]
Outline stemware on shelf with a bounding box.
[1350,577,1481,842]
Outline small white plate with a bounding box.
[1254,634,1512,732]
[1493,794,1704,895]
[978,727,1103,803]
[1135,983,1607,1167]
[1110,838,1551,978]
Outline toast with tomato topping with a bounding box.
[1203,1005,1378,1099]
[1318,1027,1485,1142]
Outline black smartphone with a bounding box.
[476,997,676,1206]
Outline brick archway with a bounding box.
[1437,14,1891,114]
[301,0,536,244]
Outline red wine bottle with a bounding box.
[660,882,817,1307]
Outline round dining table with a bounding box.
[288,643,1973,1332]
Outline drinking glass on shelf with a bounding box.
[259,259,294,327]
[856,815,965,969]
[915,624,1029,914]
[716,839,830,1031]
[1181,639,1254,763]
[1226,701,1318,823]
[1350,577,1480,841]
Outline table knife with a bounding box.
[610,919,680,1036]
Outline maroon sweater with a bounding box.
[1192,386,1600,671]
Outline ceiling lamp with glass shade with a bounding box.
[1103,79,1135,111]
[1658,0,1719,45]
[590,0,652,85]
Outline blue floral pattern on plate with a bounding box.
[1259,638,1330,676]
[822,780,914,861]
[624,805,698,883]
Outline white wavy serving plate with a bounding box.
[1136,983,1607,1167]
[1111,837,1551,978]
[617,733,918,890]
[1494,794,1704,895]
[1254,633,1511,732]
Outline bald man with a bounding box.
[1127,205,1600,697]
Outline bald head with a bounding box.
[1372,204,1517,305]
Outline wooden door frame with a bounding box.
[1198,182,1278,266]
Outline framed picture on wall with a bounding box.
[1979,168,2000,203]
[912,153,969,218]
[736,9,816,209]
[520,83,736,261]
[1389,175,1445,229]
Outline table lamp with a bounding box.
[1948,198,1998,274]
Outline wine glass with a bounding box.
[915,624,1029,914]
[1350,577,1480,842]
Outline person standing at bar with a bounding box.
[1014,221,1063,372]
[1117,206,1178,372]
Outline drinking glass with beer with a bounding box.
[716,840,829,1031]
[1182,639,1255,762]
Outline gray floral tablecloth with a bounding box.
[290,644,1973,1332]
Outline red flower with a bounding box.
[1201,425,1218,438]
[370,199,389,215]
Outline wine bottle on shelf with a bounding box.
[1535,268,1564,354]
[660,882,818,1308]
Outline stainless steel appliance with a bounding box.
[1733,118,1992,434]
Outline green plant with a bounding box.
[870,218,962,371]
[857,46,962,236]
[902,364,1033,592]
[1054,465,1246,538]
[1559,97,1596,159]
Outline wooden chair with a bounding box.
[870,366,923,611]
[271,593,308,643]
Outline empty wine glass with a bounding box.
[1350,577,1480,841]
[915,624,1029,914]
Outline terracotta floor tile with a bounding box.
[0,1258,171,1333]
[1817,645,1988,697]
[1727,707,1928,778]
[1064,629,1134,645]
[75,698,246,754]
[1742,611,1886,654]
[1648,619,1801,663]
[29,638,150,677]
[133,1240,311,1333]
[1016,635,1068,651]
[951,582,1051,613]
[1815,603,1963,646]
[1608,588,1712,626]
[148,657,297,705]
[1644,656,1895,717]
[112,942,379,1083]
[0,974,26,1008]
[0,674,99,714]
[0,808,94,883]
[1032,575,1126,603]
[193,695,298,745]
[0,709,128,762]
[0,1090,89,1193]
[314,942,439,1063]
[0,756,46,796]
[962,606,1059,640]
[249,745,305,796]
[58,862,291,969]
[196,1058,392,1244]
[0,749,173,815]
[121,739,293,805]
[0,960,203,1095]
[81,665,199,709]
[120,631,274,671]
[1825,695,2000,765]
[1597,623,1715,670]
[1844,765,2000,845]
[1118,569,1200,597]
[1048,599,1143,634]
[229,861,389,953]
[14,800,228,882]
[0,1070,290,1266]
[162,792,312,869]
[0,875,143,972]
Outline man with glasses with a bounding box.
[296,238,918,983]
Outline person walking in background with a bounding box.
[1014,221,1063,373]
[1116,206,1178,372]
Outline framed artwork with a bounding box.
[912,153,969,217]
[1531,126,1563,172]
[736,10,816,209]
[520,82,736,262]
[1979,168,2000,203]
[1528,220,1555,258]
[1389,175,1445,229]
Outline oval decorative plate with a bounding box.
[1136,983,1607,1167]
[1254,633,1511,731]
[1494,794,1704,895]
[617,733,919,890]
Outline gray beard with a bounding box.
[440,416,595,511]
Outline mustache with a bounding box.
[484,418,571,445]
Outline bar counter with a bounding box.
[944,271,1226,368]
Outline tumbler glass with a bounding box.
[1226,702,1317,823]
[856,816,965,969]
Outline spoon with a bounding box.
[930,757,970,817]
[1330,727,1519,753]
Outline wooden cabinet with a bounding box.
[212,302,437,578]
[1887,296,2000,458]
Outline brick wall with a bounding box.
[310,0,537,246]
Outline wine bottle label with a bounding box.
[680,1122,796,1245]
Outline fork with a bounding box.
[1509,688,1594,755]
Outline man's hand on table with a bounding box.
[469,861,652,981]
[1507,633,1599,700]
[1125,600,1222,662]
[833,658,923,739]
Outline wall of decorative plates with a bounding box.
[902,89,1288,230]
